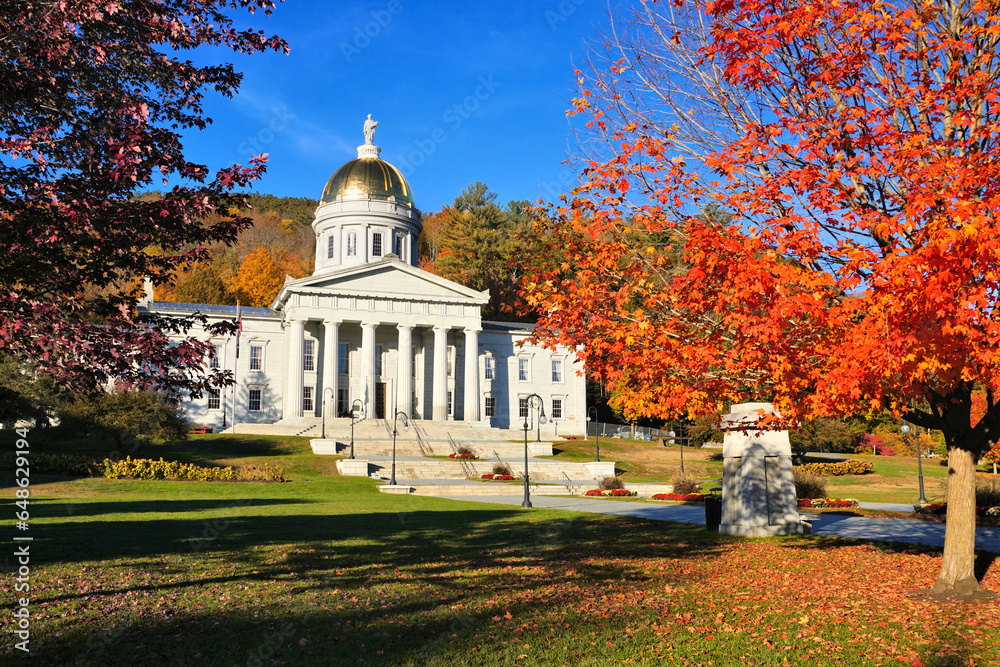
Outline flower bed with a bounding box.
[585,489,637,497]
[449,453,478,459]
[796,497,859,508]
[651,492,708,502]
[914,502,998,517]
[480,473,515,480]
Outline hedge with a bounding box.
[1,452,285,482]
[795,459,874,476]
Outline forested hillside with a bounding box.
[154,185,536,319]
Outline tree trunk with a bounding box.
[933,446,983,596]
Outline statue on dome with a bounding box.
[363,114,378,145]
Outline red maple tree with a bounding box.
[521,0,1000,596]
[0,1,287,397]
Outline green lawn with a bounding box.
[2,434,999,665]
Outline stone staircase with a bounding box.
[353,457,596,482]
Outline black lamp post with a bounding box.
[349,398,364,460]
[522,393,546,508]
[670,429,682,474]
[321,387,335,439]
[902,423,927,504]
[587,407,600,462]
[390,410,409,486]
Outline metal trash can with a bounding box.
[704,494,722,533]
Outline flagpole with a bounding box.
[232,301,241,434]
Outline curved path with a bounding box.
[430,493,1000,553]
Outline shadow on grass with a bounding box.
[10,505,730,666]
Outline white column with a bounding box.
[285,318,305,419]
[396,324,413,417]
[432,325,448,421]
[463,328,480,422]
[418,330,433,419]
[360,322,377,418]
[323,319,339,419]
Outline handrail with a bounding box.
[411,423,431,457]
[561,471,578,494]
[448,432,475,477]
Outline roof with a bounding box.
[145,302,280,318]
[482,320,536,333]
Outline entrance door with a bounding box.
[375,382,386,419]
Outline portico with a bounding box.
[276,255,489,423]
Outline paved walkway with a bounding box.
[431,493,1000,553]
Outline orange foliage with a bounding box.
[228,247,284,307]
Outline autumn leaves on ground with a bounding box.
[4,434,998,667]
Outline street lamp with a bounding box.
[587,407,600,462]
[321,387,335,439]
[390,410,409,486]
[669,429,682,474]
[535,397,547,443]
[349,398,364,460]
[522,393,546,508]
[901,423,927,504]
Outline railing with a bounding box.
[561,471,579,494]
[448,433,476,478]
[412,423,432,457]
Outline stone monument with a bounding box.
[717,402,811,536]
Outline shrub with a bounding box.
[598,475,625,490]
[57,390,189,452]
[0,451,102,476]
[490,462,513,477]
[670,473,702,495]
[796,459,874,476]
[480,473,515,480]
[797,498,858,508]
[793,469,827,499]
[101,456,285,482]
[976,475,1000,507]
[455,445,477,458]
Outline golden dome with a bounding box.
[320,157,414,206]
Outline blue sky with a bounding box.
[179,0,611,213]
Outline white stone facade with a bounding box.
[140,133,586,437]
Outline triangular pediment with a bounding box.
[271,257,489,310]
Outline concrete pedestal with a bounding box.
[585,461,617,479]
[718,403,810,536]
[378,484,414,494]
[528,443,554,456]
[336,459,372,477]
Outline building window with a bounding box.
[372,231,383,257]
[303,339,315,372]
[518,357,529,382]
[337,388,348,416]
[302,386,314,413]
[519,397,529,419]
[412,346,417,378]
[484,355,494,380]
[447,391,453,416]
[338,342,349,375]
[394,232,404,256]
[250,345,263,371]
[375,344,383,376]
[208,388,220,410]
[248,389,262,412]
[447,345,455,377]
[347,232,357,257]
[209,344,221,369]
[552,398,563,420]
[327,235,336,260]
[484,395,496,417]
[551,359,563,383]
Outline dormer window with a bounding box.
[372,232,383,257]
